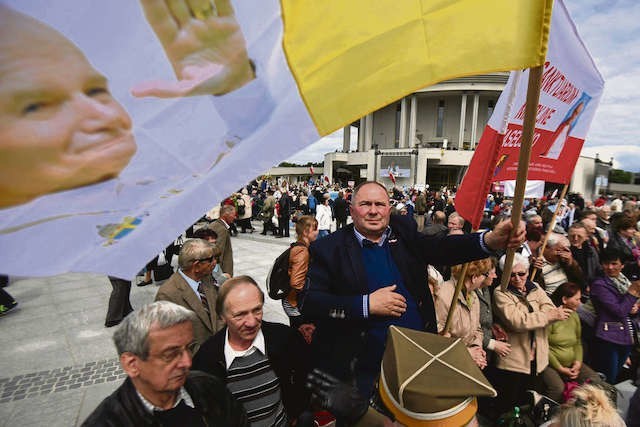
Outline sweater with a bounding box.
[226,351,286,427]
[357,242,422,397]
[547,311,582,370]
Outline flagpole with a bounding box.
[443,262,469,336]
[500,65,544,291]
[530,183,569,281]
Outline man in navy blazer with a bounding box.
[302,181,524,398]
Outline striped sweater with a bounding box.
[226,350,287,427]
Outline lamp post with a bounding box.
[373,144,381,182]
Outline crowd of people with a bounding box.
[8,177,637,425]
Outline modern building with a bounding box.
[321,73,609,200]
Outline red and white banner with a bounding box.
[456,0,604,229]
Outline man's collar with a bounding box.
[353,226,392,247]
[137,387,194,413]
[224,328,266,369]
[219,218,230,229]
[178,269,200,296]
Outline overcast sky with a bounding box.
[286,0,640,172]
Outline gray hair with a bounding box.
[113,301,195,359]
[499,252,530,272]
[178,238,213,270]
[525,214,542,224]
[546,233,566,248]
[448,212,465,227]
[352,181,388,203]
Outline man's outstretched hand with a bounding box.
[132,0,255,98]
[484,218,526,251]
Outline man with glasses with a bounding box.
[156,239,224,351]
[83,301,247,426]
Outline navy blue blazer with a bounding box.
[303,214,489,381]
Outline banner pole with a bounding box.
[500,65,544,291]
[530,183,569,281]
[442,262,469,336]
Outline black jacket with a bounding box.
[333,197,349,221]
[571,243,601,286]
[303,214,489,383]
[278,194,292,217]
[82,371,247,427]
[192,321,309,420]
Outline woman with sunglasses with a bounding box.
[492,253,572,415]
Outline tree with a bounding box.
[609,169,633,184]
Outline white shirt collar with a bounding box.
[178,269,200,297]
[353,225,391,247]
[136,387,194,413]
[219,218,230,229]
[223,328,266,369]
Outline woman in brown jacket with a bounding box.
[492,252,571,415]
[283,215,318,342]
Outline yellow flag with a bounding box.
[282,0,553,136]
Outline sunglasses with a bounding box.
[510,272,527,278]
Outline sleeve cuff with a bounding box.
[478,230,493,254]
[363,295,369,318]
[487,339,496,351]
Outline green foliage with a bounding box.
[277,161,323,167]
[609,169,633,184]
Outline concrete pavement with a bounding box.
[0,226,293,426]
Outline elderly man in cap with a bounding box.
[303,181,525,400]
[82,301,247,426]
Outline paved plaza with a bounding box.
[0,228,292,426]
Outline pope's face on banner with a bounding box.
[0,6,136,208]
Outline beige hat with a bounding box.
[379,326,496,426]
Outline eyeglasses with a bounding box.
[510,272,527,278]
[150,341,198,364]
[195,255,214,264]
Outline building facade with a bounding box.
[322,73,607,200]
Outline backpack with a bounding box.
[266,242,305,300]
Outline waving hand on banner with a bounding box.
[132,0,255,98]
